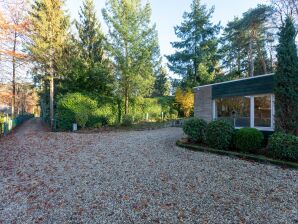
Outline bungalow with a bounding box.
[194,74,275,132]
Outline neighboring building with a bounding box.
[194,74,275,132]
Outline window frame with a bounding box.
[213,94,275,131]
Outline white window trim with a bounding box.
[213,94,275,131]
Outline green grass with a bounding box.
[176,140,298,169]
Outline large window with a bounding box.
[215,94,274,130]
[254,95,271,127]
[216,96,250,127]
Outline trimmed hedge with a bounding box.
[235,128,264,152]
[183,118,207,143]
[268,132,298,162]
[206,120,234,150]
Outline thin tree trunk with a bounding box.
[49,47,54,130]
[124,41,129,115]
[256,41,267,74]
[50,73,54,130]
[237,50,241,73]
[124,88,129,115]
[248,37,254,77]
[11,31,17,118]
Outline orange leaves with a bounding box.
[175,88,194,117]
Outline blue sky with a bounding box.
[66,0,264,60]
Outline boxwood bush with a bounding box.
[268,132,298,162]
[183,118,207,143]
[206,120,234,150]
[235,128,264,152]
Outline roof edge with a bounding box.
[194,73,274,90]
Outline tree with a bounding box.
[270,0,298,28]
[75,0,105,66]
[166,0,220,88]
[175,88,194,117]
[234,5,273,77]
[58,0,114,95]
[219,18,249,75]
[274,17,298,135]
[102,0,160,114]
[152,66,170,97]
[28,0,69,129]
[0,0,29,117]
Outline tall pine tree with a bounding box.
[28,0,69,129]
[102,0,160,114]
[166,0,220,88]
[274,17,298,135]
[59,0,113,95]
[75,0,105,66]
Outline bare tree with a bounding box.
[270,0,298,27]
[0,0,30,117]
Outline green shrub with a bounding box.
[268,132,298,162]
[183,118,207,143]
[122,114,134,126]
[235,128,264,152]
[206,120,234,150]
[56,93,97,130]
[75,109,89,128]
[169,109,179,120]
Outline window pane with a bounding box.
[254,95,271,127]
[216,96,250,127]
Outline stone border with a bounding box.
[176,140,298,169]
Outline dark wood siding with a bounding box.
[212,75,274,99]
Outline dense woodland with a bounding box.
[0,0,297,130]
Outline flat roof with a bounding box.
[194,73,274,89]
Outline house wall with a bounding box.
[194,86,213,122]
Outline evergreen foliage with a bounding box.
[274,17,298,135]
[152,66,170,97]
[166,0,220,88]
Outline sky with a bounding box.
[66,0,265,61]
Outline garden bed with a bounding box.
[176,139,298,169]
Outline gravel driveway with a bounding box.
[0,118,297,223]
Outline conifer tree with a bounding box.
[152,66,170,97]
[75,0,105,66]
[59,0,114,95]
[166,0,220,88]
[274,17,298,135]
[28,0,69,129]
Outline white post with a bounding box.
[212,100,216,120]
[250,96,254,128]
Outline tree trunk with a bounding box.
[50,74,54,130]
[49,48,54,130]
[248,37,254,77]
[256,41,267,74]
[124,88,129,115]
[237,50,241,73]
[11,31,17,118]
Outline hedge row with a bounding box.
[56,93,178,130]
[183,118,298,162]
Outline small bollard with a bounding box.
[73,123,78,132]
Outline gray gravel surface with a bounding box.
[0,118,297,223]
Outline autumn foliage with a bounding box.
[175,88,194,117]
